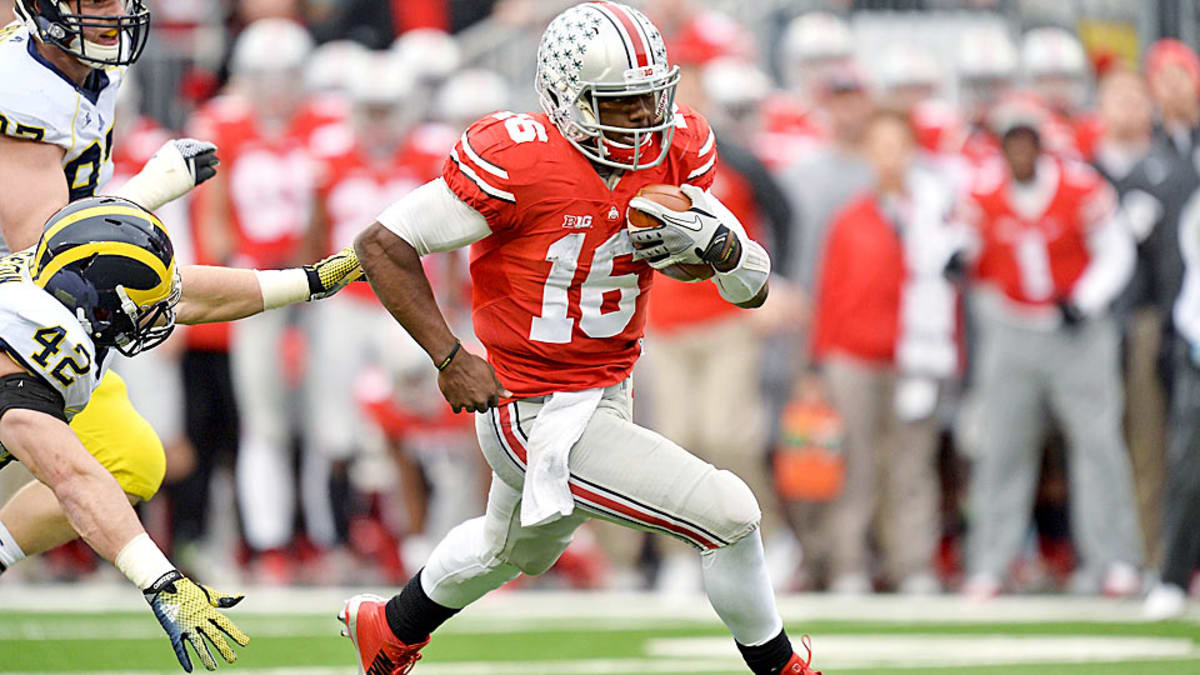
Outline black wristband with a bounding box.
[436,341,462,371]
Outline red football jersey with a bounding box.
[754,94,826,170]
[293,94,351,147]
[312,125,423,301]
[111,117,171,181]
[966,155,1117,308]
[401,122,461,183]
[442,106,718,397]
[189,95,316,269]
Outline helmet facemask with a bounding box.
[540,62,680,171]
[16,0,150,67]
[110,266,180,357]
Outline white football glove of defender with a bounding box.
[628,184,770,303]
[113,139,220,212]
[255,247,365,310]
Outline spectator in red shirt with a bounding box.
[812,109,963,594]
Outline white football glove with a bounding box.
[627,184,744,271]
[113,139,220,212]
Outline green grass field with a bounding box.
[2,587,1200,674]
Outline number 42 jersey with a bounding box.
[0,23,123,202]
[0,251,107,466]
[442,105,717,397]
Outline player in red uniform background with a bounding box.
[337,3,821,674]
[189,18,326,583]
[304,52,425,574]
[958,99,1143,599]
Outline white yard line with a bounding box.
[7,636,1200,674]
[2,585,1195,624]
[649,634,1200,669]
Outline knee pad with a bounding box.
[706,469,762,546]
[71,373,166,502]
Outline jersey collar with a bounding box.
[26,39,110,106]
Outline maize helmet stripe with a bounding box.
[33,242,175,308]
[35,204,168,270]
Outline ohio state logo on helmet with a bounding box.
[535,1,680,171]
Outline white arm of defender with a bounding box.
[703,188,771,304]
[1071,210,1135,317]
[110,139,218,212]
[377,178,492,255]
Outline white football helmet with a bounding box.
[779,12,854,93]
[435,68,509,129]
[1022,27,1087,79]
[391,28,462,84]
[231,18,313,77]
[958,25,1018,118]
[781,12,854,64]
[1022,26,1089,111]
[306,39,371,94]
[703,57,771,110]
[535,1,679,171]
[879,43,940,92]
[349,51,414,107]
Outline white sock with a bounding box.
[701,528,784,646]
[0,518,27,570]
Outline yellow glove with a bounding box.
[304,247,365,301]
[143,570,250,672]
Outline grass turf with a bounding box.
[3,611,1200,674]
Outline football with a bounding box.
[627,184,716,282]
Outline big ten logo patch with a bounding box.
[561,214,594,230]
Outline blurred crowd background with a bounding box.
[8,0,1200,617]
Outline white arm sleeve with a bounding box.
[701,189,771,304]
[1175,192,1200,347]
[1071,209,1135,317]
[376,178,492,255]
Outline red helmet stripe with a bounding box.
[593,1,649,68]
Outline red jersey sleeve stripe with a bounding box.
[460,132,509,179]
[698,129,716,157]
[687,154,717,180]
[449,147,516,203]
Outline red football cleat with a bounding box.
[782,634,823,674]
[339,594,430,675]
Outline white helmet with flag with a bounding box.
[535,1,679,171]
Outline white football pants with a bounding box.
[419,379,784,646]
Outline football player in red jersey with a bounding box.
[338,3,821,674]
[958,99,1143,599]
[303,51,424,548]
[189,18,324,582]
